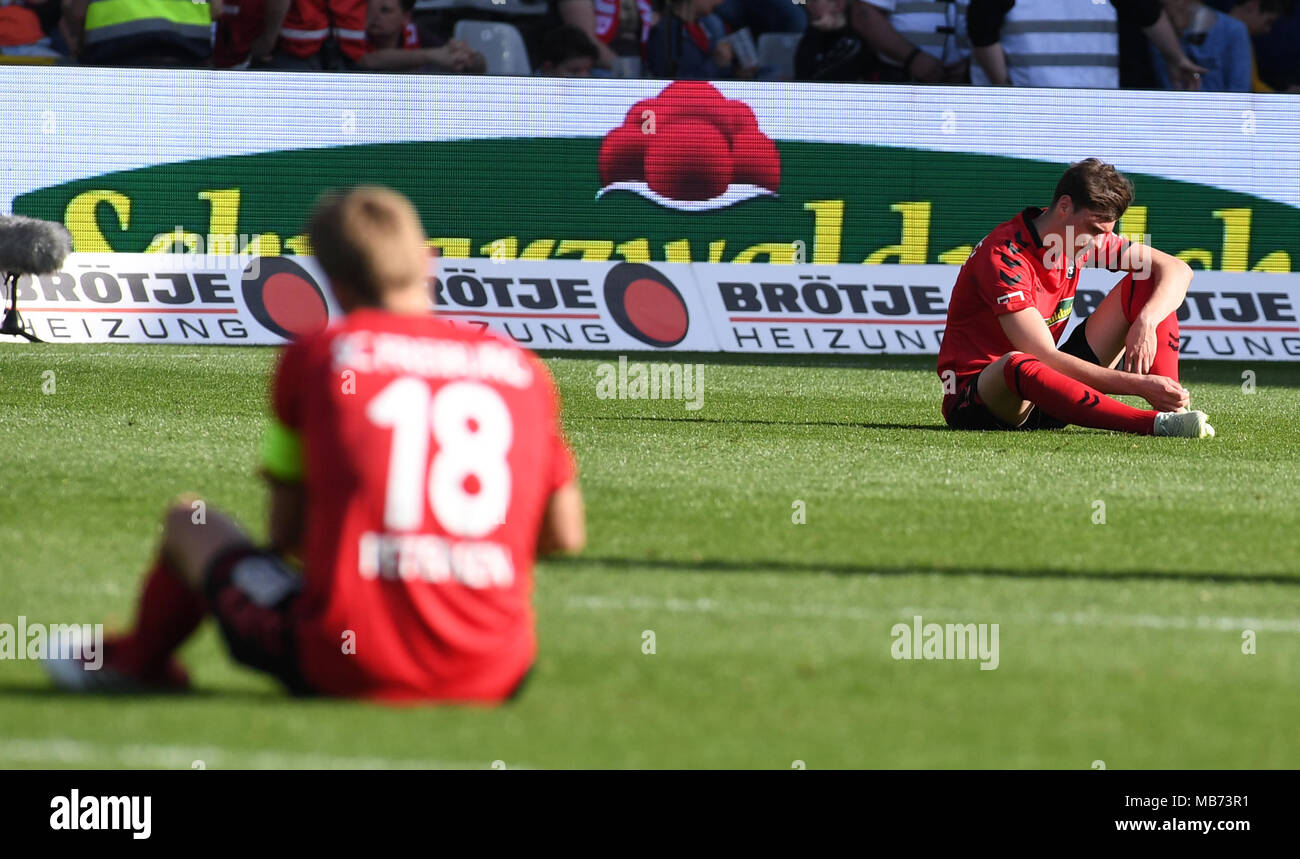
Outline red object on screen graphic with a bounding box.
[597,81,780,207]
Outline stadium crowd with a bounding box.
[0,0,1296,91]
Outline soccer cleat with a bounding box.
[1153,410,1215,438]
[44,636,191,694]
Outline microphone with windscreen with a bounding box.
[0,214,73,343]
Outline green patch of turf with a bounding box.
[1,345,1297,767]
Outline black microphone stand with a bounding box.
[1,272,41,342]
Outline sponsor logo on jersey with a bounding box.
[1044,297,1074,326]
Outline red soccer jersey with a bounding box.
[271,309,576,702]
[937,206,1128,384]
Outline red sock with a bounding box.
[117,556,207,674]
[1004,353,1158,435]
[1120,273,1181,381]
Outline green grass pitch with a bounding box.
[1,345,1298,768]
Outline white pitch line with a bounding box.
[77,352,213,358]
[559,594,1300,634]
[0,737,518,770]
[40,580,129,597]
[0,350,217,358]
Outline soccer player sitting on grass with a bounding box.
[937,158,1215,438]
[47,187,586,702]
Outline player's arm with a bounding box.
[998,308,1186,410]
[266,478,306,557]
[538,481,585,555]
[999,308,1132,394]
[1104,239,1195,374]
[260,416,306,556]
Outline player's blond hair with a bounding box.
[309,187,429,304]
[1051,159,1134,223]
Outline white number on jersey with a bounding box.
[365,378,513,537]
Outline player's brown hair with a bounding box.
[309,187,429,305]
[1050,158,1134,222]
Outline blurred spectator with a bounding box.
[0,0,62,57]
[7,0,58,35]
[594,0,654,59]
[969,0,1117,87]
[1150,0,1252,91]
[715,0,806,36]
[1251,0,1299,88]
[969,0,1206,90]
[273,0,365,69]
[61,0,211,64]
[796,0,881,81]
[555,0,619,68]
[1117,0,1166,87]
[354,0,484,71]
[537,23,598,75]
[853,0,969,83]
[1115,0,1211,89]
[646,0,753,79]
[1230,0,1297,90]
[213,0,291,68]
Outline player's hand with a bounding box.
[1123,314,1159,375]
[1137,374,1189,412]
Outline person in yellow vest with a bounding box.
[62,0,212,65]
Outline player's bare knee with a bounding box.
[985,352,1024,380]
[162,497,248,589]
[987,351,1024,373]
[163,495,205,543]
[978,353,1032,423]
